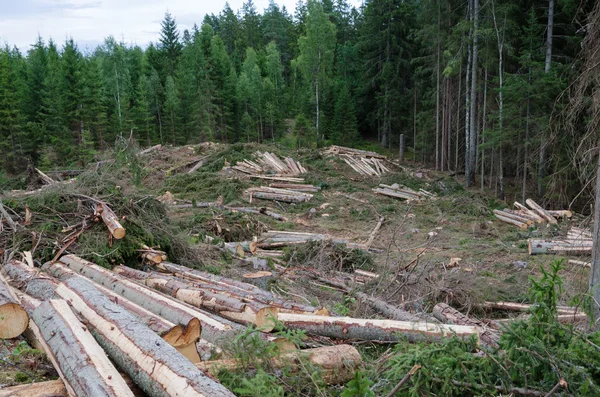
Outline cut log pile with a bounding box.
[494,199,572,229]
[323,145,390,176]
[372,183,437,201]
[230,151,306,176]
[245,186,313,203]
[528,226,592,256]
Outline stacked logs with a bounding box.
[323,145,390,176]
[230,152,306,176]
[528,227,592,256]
[494,199,572,230]
[372,184,437,201]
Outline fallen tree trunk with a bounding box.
[197,345,361,385]
[528,239,591,255]
[42,262,203,362]
[353,291,422,322]
[494,213,528,230]
[513,202,544,223]
[0,272,28,339]
[525,199,557,224]
[364,217,385,248]
[32,299,134,397]
[2,260,58,300]
[547,210,573,218]
[113,266,278,331]
[226,207,288,222]
[432,303,500,348]
[55,276,235,397]
[249,191,310,203]
[275,312,478,343]
[57,255,240,345]
[483,301,580,315]
[493,210,533,225]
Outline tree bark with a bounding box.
[32,299,135,397]
[196,345,361,385]
[275,312,478,343]
[467,0,479,187]
[0,272,28,339]
[2,260,59,300]
[539,0,554,196]
[56,255,241,346]
[590,150,600,326]
[0,380,67,397]
[55,276,235,397]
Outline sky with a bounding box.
[0,0,363,53]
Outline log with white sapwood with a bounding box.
[0,272,28,338]
[55,276,235,397]
[432,303,500,348]
[139,144,162,155]
[0,379,68,397]
[96,203,126,239]
[35,168,55,185]
[42,261,204,362]
[152,261,328,315]
[2,260,58,300]
[113,266,278,331]
[483,301,581,315]
[197,345,362,385]
[525,198,557,224]
[364,216,385,248]
[56,255,241,345]
[528,239,591,255]
[32,299,135,397]
[513,202,544,223]
[275,312,479,343]
[493,209,533,225]
[493,211,529,230]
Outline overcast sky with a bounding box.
[1,0,363,53]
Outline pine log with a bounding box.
[249,191,310,203]
[373,188,421,201]
[364,217,385,248]
[42,262,202,356]
[494,213,529,230]
[56,255,241,345]
[250,175,305,183]
[432,303,500,348]
[525,199,557,224]
[2,260,58,300]
[55,276,235,397]
[32,299,134,397]
[276,312,478,343]
[493,210,533,225]
[528,239,591,255]
[98,203,126,239]
[513,202,544,223]
[570,227,592,238]
[503,208,541,223]
[568,259,591,268]
[0,380,67,397]
[0,272,28,339]
[226,207,288,221]
[483,301,580,315]
[547,210,573,218]
[197,345,361,385]
[113,266,278,331]
[139,144,162,155]
[153,261,328,315]
[35,168,55,185]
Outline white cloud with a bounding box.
[0,0,363,53]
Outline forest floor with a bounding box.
[0,141,592,395]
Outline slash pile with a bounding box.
[528,226,592,256]
[322,145,390,176]
[372,183,437,201]
[229,151,306,177]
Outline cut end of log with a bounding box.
[112,227,126,239]
[0,302,29,339]
[255,307,279,332]
[314,308,330,316]
[162,317,202,348]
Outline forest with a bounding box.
[0,0,596,204]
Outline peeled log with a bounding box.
[0,380,67,397]
[494,213,528,230]
[276,313,479,343]
[113,266,278,331]
[57,255,240,345]
[197,345,361,385]
[525,199,557,224]
[432,303,499,348]
[32,299,134,397]
[513,202,544,223]
[55,276,235,397]
[154,261,327,315]
[42,262,202,361]
[353,291,422,322]
[99,203,125,239]
[0,272,28,338]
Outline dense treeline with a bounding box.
[0,0,592,201]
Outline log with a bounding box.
[2,260,58,300]
[196,345,361,385]
[568,259,591,268]
[275,313,479,343]
[0,201,17,232]
[503,208,540,223]
[483,301,580,315]
[432,303,500,348]
[494,213,529,230]
[98,203,125,239]
[0,380,67,397]
[153,261,328,315]
[226,207,288,222]
[249,175,305,183]
[42,262,202,359]
[525,198,557,224]
[513,202,544,223]
[493,209,533,225]
[32,299,134,397]
[55,276,235,397]
[364,217,385,248]
[56,255,240,345]
[35,168,55,185]
[353,291,422,322]
[249,191,310,203]
[528,239,591,255]
[113,266,278,331]
[139,144,162,155]
[547,210,573,218]
[373,188,421,201]
[0,272,28,339]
